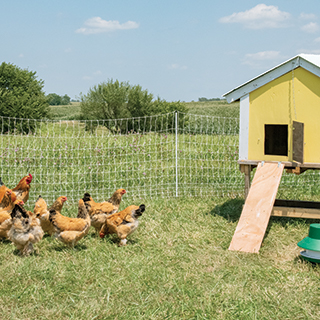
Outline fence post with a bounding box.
[175,111,178,197]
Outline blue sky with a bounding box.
[2,0,320,102]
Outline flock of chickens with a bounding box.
[0,174,145,255]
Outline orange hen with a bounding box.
[49,199,90,247]
[12,174,33,203]
[34,195,67,235]
[100,204,145,246]
[82,189,126,232]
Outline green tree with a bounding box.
[61,94,71,105]
[47,93,71,105]
[147,98,188,131]
[80,79,188,133]
[47,93,62,105]
[127,84,154,118]
[0,62,49,133]
[80,79,130,121]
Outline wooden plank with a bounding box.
[272,207,320,219]
[274,199,320,209]
[272,199,320,219]
[238,160,298,167]
[238,160,320,169]
[229,162,284,253]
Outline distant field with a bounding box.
[49,100,240,120]
[186,100,240,118]
[49,102,81,120]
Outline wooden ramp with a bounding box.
[229,162,285,253]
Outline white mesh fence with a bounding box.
[1,111,319,205]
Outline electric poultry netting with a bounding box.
[1,112,319,205]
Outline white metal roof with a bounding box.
[223,54,320,103]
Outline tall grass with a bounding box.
[0,112,242,206]
[48,100,240,121]
[49,102,81,120]
[2,104,320,206]
[186,100,240,118]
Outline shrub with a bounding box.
[80,79,188,133]
[80,80,130,121]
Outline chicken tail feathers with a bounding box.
[82,193,91,202]
[11,204,28,219]
[0,177,3,186]
[49,209,57,223]
[135,204,145,216]
[77,199,89,219]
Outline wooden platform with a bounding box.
[272,199,320,219]
[238,159,320,169]
[229,162,284,253]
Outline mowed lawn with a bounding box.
[0,196,319,319]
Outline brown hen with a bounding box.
[82,189,126,232]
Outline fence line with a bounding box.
[1,112,320,206]
[0,112,243,204]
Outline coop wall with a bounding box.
[242,67,320,164]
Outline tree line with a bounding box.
[46,93,71,106]
[0,62,187,133]
[198,97,226,102]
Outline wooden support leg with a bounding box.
[244,165,251,200]
[240,164,252,199]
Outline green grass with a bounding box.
[0,196,319,319]
[1,100,319,319]
[49,102,81,120]
[0,113,242,204]
[186,100,240,118]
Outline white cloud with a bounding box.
[219,4,291,29]
[76,17,139,35]
[299,13,317,20]
[18,53,24,58]
[242,51,282,67]
[169,63,187,70]
[301,22,319,33]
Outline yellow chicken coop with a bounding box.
[224,53,320,170]
[223,54,320,253]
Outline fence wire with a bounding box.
[1,112,320,205]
